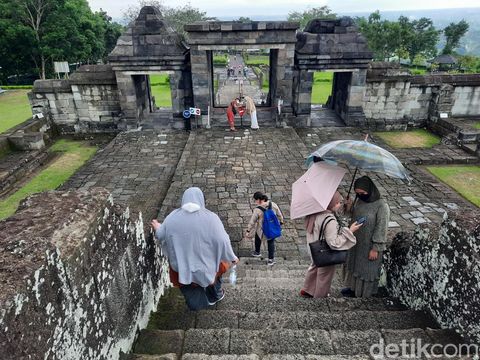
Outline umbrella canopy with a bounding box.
[290,162,346,220]
[306,140,409,180]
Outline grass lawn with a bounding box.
[426,165,480,207]
[0,139,97,220]
[149,74,172,107]
[311,72,333,104]
[0,90,32,133]
[213,54,228,66]
[375,129,441,148]
[244,55,269,66]
[474,122,480,130]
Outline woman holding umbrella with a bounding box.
[342,176,390,298]
[301,191,362,298]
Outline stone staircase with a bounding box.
[128,258,462,359]
[429,116,480,155]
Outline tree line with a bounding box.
[0,0,123,83]
[0,1,478,84]
[287,7,478,72]
[0,0,211,83]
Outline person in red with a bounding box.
[227,98,239,131]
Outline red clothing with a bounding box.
[227,101,236,127]
[169,261,231,287]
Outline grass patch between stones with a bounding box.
[311,72,333,105]
[426,165,480,207]
[474,122,480,130]
[150,74,172,108]
[375,129,441,148]
[0,139,97,219]
[0,90,32,133]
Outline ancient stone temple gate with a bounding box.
[28,7,374,132]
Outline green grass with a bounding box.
[474,122,480,130]
[410,68,427,75]
[213,54,228,66]
[311,72,333,104]
[0,85,33,89]
[244,55,269,66]
[375,129,441,148]
[149,74,172,108]
[426,165,480,207]
[0,90,32,133]
[0,139,97,219]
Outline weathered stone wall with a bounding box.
[30,66,123,134]
[384,210,480,343]
[29,79,78,130]
[70,65,122,133]
[451,86,480,116]
[0,189,169,359]
[364,63,480,129]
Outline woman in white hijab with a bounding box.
[152,187,238,310]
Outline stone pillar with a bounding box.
[190,48,211,118]
[115,71,139,127]
[273,45,295,114]
[169,71,181,114]
[344,69,368,127]
[293,70,314,115]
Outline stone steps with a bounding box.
[152,287,406,314]
[129,257,465,358]
[147,309,438,331]
[132,327,461,357]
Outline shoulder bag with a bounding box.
[308,215,348,267]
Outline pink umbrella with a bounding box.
[290,162,346,220]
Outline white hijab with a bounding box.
[155,187,237,287]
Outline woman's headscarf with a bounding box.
[305,191,343,234]
[354,176,381,203]
[155,187,237,287]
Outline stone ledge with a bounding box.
[0,188,169,359]
[185,21,299,32]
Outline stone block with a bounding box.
[183,329,230,355]
[134,330,184,356]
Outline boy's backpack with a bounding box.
[257,202,282,239]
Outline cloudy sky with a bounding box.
[87,0,480,19]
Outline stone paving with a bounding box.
[296,127,479,232]
[61,130,189,222]
[157,128,310,260]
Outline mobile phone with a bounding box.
[356,216,367,225]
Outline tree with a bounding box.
[457,54,480,73]
[287,6,336,30]
[357,12,440,63]
[0,0,122,81]
[123,0,214,39]
[398,16,440,63]
[97,9,124,61]
[356,11,401,61]
[442,20,469,55]
[236,17,252,23]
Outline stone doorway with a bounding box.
[211,49,272,109]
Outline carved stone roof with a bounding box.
[108,6,188,70]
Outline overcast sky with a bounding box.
[87,0,480,19]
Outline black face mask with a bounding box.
[357,193,370,202]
